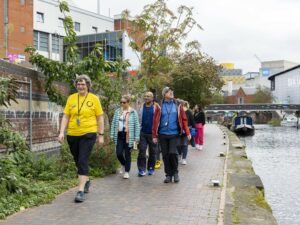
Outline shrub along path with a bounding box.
[0,124,226,225]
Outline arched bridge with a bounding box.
[205,104,300,112]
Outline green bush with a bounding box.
[89,141,119,177]
[268,118,281,126]
[0,139,119,219]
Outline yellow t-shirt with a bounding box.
[64,93,103,136]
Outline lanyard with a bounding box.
[77,93,89,116]
[163,101,174,126]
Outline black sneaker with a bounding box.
[174,173,180,183]
[84,180,91,193]
[74,191,85,203]
[164,176,172,183]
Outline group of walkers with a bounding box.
[58,75,206,203]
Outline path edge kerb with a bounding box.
[219,125,278,225]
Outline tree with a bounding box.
[252,87,273,103]
[124,0,202,94]
[211,92,224,104]
[170,42,223,107]
[25,1,130,119]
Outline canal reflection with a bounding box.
[240,125,300,225]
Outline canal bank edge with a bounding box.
[220,125,278,225]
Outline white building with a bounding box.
[256,60,299,88]
[268,65,300,104]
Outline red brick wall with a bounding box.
[0,0,33,60]
[224,88,254,104]
[114,19,144,50]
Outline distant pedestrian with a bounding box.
[137,91,160,176]
[58,74,104,203]
[194,105,205,150]
[152,87,191,183]
[177,101,195,165]
[110,95,140,179]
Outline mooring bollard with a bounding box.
[211,180,220,187]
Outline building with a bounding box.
[223,87,256,104]
[219,63,243,76]
[1,0,138,64]
[257,60,299,88]
[268,65,300,104]
[76,30,140,70]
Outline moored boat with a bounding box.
[232,115,255,136]
[281,114,299,127]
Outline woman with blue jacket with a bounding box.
[110,95,140,179]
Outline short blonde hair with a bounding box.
[121,94,131,103]
[183,101,190,108]
[74,74,92,91]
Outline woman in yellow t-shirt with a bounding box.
[58,74,104,203]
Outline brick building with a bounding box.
[0,0,33,63]
[224,87,256,104]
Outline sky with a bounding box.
[71,0,300,73]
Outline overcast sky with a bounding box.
[71,0,300,73]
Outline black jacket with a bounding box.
[185,109,195,128]
[194,111,205,125]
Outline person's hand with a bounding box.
[153,138,158,144]
[97,135,104,146]
[187,134,192,141]
[57,133,64,144]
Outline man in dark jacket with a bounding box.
[152,87,191,183]
[137,92,160,176]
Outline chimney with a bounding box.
[228,81,233,96]
[97,0,100,15]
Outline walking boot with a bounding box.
[174,173,180,183]
[164,176,172,183]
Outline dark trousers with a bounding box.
[116,131,132,172]
[137,132,158,171]
[159,134,180,177]
[177,135,188,159]
[67,133,97,176]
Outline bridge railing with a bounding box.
[205,104,300,111]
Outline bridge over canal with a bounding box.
[205,104,300,112]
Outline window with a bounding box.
[20,0,25,5]
[20,26,25,32]
[74,22,80,32]
[36,12,44,23]
[58,18,64,27]
[52,34,60,53]
[34,31,49,52]
[271,79,275,91]
[238,97,244,104]
[92,26,98,33]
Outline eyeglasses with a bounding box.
[120,101,127,104]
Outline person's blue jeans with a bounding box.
[177,135,188,159]
[116,131,132,172]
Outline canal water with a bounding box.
[240,125,300,225]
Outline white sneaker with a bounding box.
[195,144,200,150]
[182,159,187,165]
[119,166,125,174]
[123,172,130,179]
[199,145,203,150]
[178,155,182,163]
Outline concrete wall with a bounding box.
[0,59,67,153]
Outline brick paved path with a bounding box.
[0,124,226,225]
